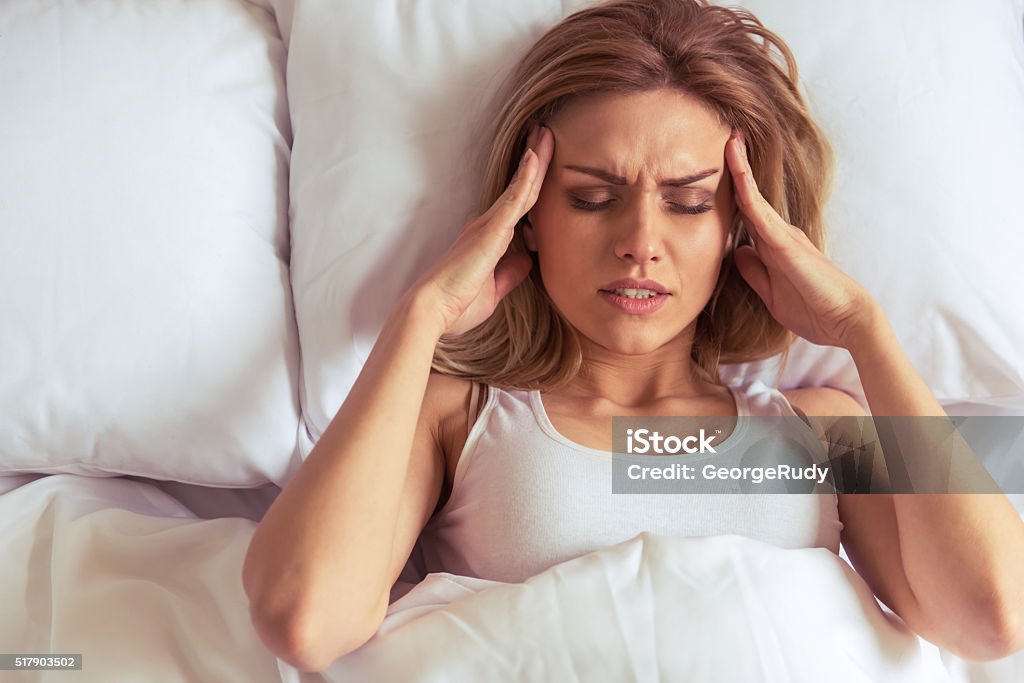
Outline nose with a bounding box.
[613,195,664,264]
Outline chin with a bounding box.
[587,329,679,356]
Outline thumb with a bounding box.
[493,251,533,302]
[733,245,772,303]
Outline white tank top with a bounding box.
[418,380,844,583]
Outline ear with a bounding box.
[522,214,538,252]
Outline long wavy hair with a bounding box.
[432,0,833,391]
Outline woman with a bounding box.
[243,0,1024,672]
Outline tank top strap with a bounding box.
[468,381,483,426]
[729,379,801,417]
[452,384,526,489]
[728,382,750,418]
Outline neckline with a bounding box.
[528,384,749,458]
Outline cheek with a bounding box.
[528,194,587,257]
[664,227,731,294]
[703,207,734,253]
[674,216,731,256]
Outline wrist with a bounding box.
[842,300,894,359]
[392,286,448,342]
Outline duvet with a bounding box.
[0,474,964,682]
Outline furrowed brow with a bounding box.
[564,165,719,187]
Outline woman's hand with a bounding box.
[725,131,879,350]
[412,125,553,339]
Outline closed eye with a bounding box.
[569,197,712,215]
[570,197,614,211]
[670,203,713,216]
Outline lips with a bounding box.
[598,278,670,295]
[598,289,669,314]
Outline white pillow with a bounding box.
[0,0,303,487]
[279,0,1024,451]
[724,0,1024,412]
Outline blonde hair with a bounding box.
[433,0,833,391]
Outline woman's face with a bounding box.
[524,88,735,356]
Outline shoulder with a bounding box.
[423,372,476,427]
[781,386,867,418]
[423,372,488,460]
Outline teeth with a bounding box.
[613,287,658,299]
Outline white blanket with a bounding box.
[0,474,282,683]
[296,535,950,683]
[1,474,1012,682]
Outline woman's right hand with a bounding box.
[413,125,554,339]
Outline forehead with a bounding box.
[547,89,729,174]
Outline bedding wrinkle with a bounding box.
[26,491,58,656]
[603,539,659,682]
[548,582,588,681]
[729,544,792,680]
[6,476,284,682]
[567,557,633,680]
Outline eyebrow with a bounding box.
[563,165,719,187]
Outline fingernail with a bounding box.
[527,125,540,150]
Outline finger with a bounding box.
[485,148,540,233]
[453,149,537,267]
[492,250,533,301]
[733,244,772,303]
[470,126,543,229]
[523,126,554,209]
[725,132,796,254]
[724,134,764,255]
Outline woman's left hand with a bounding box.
[725,131,879,350]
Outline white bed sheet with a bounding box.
[6,473,1020,683]
[0,474,282,682]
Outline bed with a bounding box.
[1,0,1023,680]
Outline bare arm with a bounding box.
[841,309,1024,661]
[242,292,447,671]
[241,125,553,672]
[790,379,1024,661]
[725,130,1024,661]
